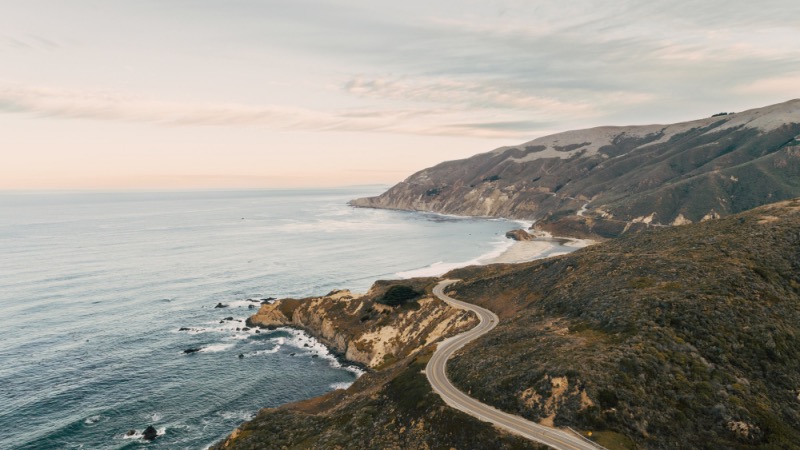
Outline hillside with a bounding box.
[214,280,543,450]
[351,99,800,238]
[217,200,800,449]
[445,199,800,448]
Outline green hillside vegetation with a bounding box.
[218,199,800,449]
[446,199,800,449]
[213,349,545,450]
[377,285,423,307]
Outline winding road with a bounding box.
[426,279,601,450]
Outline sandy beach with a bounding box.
[488,237,594,264]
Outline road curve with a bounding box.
[426,279,600,450]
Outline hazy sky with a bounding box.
[2,0,800,189]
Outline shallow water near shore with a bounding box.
[0,187,526,449]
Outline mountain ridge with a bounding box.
[352,99,800,238]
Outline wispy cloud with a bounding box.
[0,82,545,139]
[344,76,596,114]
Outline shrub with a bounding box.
[377,285,422,307]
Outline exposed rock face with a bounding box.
[505,229,534,241]
[247,282,476,368]
[142,426,158,441]
[352,99,800,238]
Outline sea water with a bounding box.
[0,187,525,449]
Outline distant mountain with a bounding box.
[352,99,800,237]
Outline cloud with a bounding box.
[0,82,539,139]
[344,76,595,115]
[735,74,800,96]
[303,0,800,118]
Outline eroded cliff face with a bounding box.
[215,279,537,450]
[352,99,800,239]
[247,283,476,368]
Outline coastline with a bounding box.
[488,235,595,264]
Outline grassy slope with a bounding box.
[214,349,545,450]
[446,199,800,449]
[217,199,800,449]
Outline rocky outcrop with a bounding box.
[352,99,800,238]
[505,229,534,241]
[142,426,158,441]
[247,282,476,368]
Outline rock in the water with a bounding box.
[143,425,158,441]
[178,327,190,331]
[505,229,533,241]
[255,330,260,334]
[125,429,136,436]
[183,348,202,354]
[290,352,296,356]
[248,304,256,309]
[215,302,228,308]
[224,316,234,321]
[311,354,319,358]
[238,353,244,359]
[242,327,250,331]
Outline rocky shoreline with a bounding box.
[244,279,476,369]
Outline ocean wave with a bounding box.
[223,299,265,309]
[395,237,514,278]
[247,345,281,357]
[281,328,365,377]
[83,415,104,426]
[121,427,166,440]
[199,343,235,353]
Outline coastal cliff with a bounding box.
[351,99,800,239]
[246,279,476,368]
[216,278,544,450]
[217,199,800,449]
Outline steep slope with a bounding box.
[217,200,800,449]
[352,99,800,238]
[215,279,545,450]
[445,199,800,449]
[246,279,476,368]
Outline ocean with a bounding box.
[0,187,528,449]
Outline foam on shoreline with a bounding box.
[396,226,591,277]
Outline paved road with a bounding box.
[426,279,600,450]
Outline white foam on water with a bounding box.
[122,431,142,440]
[396,237,514,278]
[121,428,164,440]
[83,415,103,425]
[329,381,353,390]
[281,328,365,377]
[248,346,281,356]
[186,318,249,335]
[199,343,235,353]
[224,300,264,309]
[217,410,256,421]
